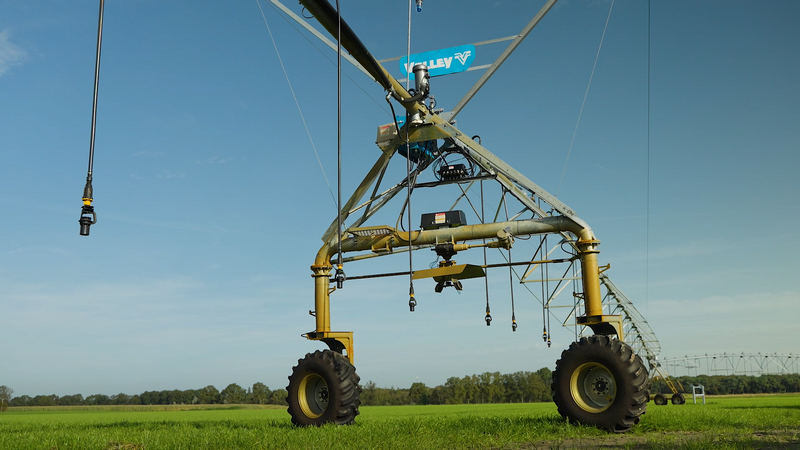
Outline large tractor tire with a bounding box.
[552,335,650,433]
[286,350,360,426]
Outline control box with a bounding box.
[420,210,467,230]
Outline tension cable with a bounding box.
[555,0,615,198]
[256,0,337,208]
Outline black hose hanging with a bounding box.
[405,110,416,312]
[502,188,517,332]
[383,93,416,312]
[333,0,345,289]
[79,0,105,236]
[474,135,491,326]
[537,236,549,342]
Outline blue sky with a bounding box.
[1,0,798,397]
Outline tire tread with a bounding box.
[286,350,360,426]
[552,335,649,433]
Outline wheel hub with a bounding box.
[592,377,609,395]
[298,373,329,419]
[570,362,617,413]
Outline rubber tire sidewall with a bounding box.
[286,350,360,426]
[552,335,649,433]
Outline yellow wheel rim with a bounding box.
[569,362,616,413]
[298,373,329,419]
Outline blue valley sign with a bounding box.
[399,44,476,79]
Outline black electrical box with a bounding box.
[438,163,468,180]
[420,210,467,230]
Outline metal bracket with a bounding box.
[576,314,624,341]
[306,331,355,365]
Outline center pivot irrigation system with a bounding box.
[78,0,664,434]
[277,0,652,432]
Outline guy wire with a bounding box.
[556,0,615,198]
[256,0,337,207]
[646,0,651,319]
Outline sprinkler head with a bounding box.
[334,266,346,289]
[79,204,96,236]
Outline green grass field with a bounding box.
[1,395,799,449]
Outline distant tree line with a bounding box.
[4,372,800,410]
[361,369,554,406]
[652,373,800,395]
[2,370,554,409]
[3,383,287,408]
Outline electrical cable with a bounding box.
[394,167,419,233]
[556,0,615,198]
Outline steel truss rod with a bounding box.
[268,0,375,81]
[449,0,559,120]
[345,258,571,281]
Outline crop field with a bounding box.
[1,395,799,450]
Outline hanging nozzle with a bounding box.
[334,265,346,289]
[485,306,492,326]
[79,177,97,236]
[416,0,423,13]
